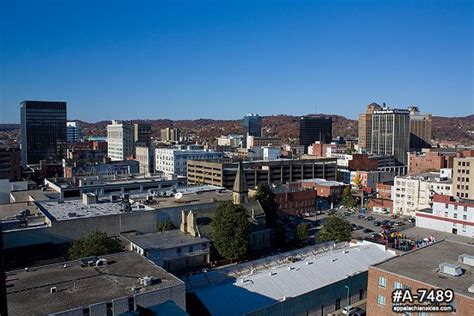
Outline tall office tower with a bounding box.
[371,107,410,165]
[133,122,152,146]
[66,121,82,143]
[107,120,134,161]
[358,102,383,153]
[160,127,180,142]
[242,113,262,148]
[20,100,67,166]
[299,115,332,152]
[408,106,432,151]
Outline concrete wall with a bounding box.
[135,283,186,311]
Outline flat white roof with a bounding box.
[193,242,395,316]
[37,199,154,221]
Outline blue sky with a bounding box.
[0,0,472,123]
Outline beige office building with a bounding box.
[358,103,383,153]
[453,150,474,199]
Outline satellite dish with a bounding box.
[175,192,183,200]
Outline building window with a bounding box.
[335,298,341,310]
[454,213,458,219]
[445,212,448,217]
[176,247,182,254]
[378,276,387,288]
[394,281,402,289]
[188,245,193,252]
[377,295,385,306]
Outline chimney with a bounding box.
[179,210,187,233]
[187,211,200,237]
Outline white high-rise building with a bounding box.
[66,121,82,143]
[155,146,223,176]
[107,120,134,161]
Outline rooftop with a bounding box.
[122,230,210,250]
[373,240,474,298]
[131,186,231,209]
[36,198,154,221]
[192,242,395,316]
[397,172,452,183]
[7,252,184,316]
[299,178,347,187]
[0,202,43,220]
[10,188,60,202]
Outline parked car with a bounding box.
[382,224,392,230]
[366,216,375,221]
[363,228,374,233]
[394,221,405,226]
[408,217,415,223]
[374,221,382,226]
[357,214,365,219]
[349,308,367,316]
[342,307,357,315]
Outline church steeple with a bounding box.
[232,161,248,205]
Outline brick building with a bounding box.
[298,178,349,200]
[273,187,317,216]
[367,240,474,316]
[408,149,455,175]
[0,147,21,180]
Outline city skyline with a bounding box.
[1,0,472,123]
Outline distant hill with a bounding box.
[1,114,473,144]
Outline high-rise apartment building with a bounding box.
[408,106,432,150]
[453,150,474,199]
[133,123,152,146]
[370,107,410,165]
[160,127,180,142]
[299,115,332,152]
[242,113,262,148]
[66,121,82,143]
[107,120,134,161]
[20,100,67,165]
[358,102,382,153]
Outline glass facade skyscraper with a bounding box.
[242,113,262,148]
[299,115,332,152]
[20,101,67,165]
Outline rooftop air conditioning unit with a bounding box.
[459,254,474,267]
[140,276,153,286]
[439,262,463,277]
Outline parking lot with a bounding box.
[300,207,415,241]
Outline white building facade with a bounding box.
[155,147,223,176]
[416,195,473,238]
[107,120,134,161]
[66,121,82,143]
[393,172,452,216]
